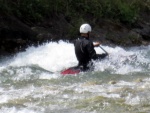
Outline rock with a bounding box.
[142,41,150,45]
[109,80,117,84]
[91,20,143,46]
[32,27,54,43]
[0,12,150,56]
[135,78,143,83]
[127,31,143,45]
[0,14,37,55]
[37,14,72,41]
[133,23,150,41]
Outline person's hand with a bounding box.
[93,42,100,47]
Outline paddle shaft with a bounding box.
[99,46,108,54]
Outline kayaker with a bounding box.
[74,23,108,71]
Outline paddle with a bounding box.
[99,46,108,55]
[94,42,108,55]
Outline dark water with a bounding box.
[0,41,150,113]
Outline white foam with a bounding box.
[94,45,150,74]
[8,41,77,72]
[0,41,149,75]
[0,107,38,113]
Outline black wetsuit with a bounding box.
[74,36,107,71]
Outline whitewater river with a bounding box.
[0,41,150,113]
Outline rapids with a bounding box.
[0,41,150,113]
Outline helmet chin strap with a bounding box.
[87,32,90,38]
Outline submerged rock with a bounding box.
[109,80,117,84]
[135,78,143,83]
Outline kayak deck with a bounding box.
[61,66,81,75]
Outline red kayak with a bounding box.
[61,66,81,75]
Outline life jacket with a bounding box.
[74,36,97,68]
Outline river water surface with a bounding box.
[0,41,150,113]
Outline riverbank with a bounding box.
[0,0,150,56]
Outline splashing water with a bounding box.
[0,41,150,113]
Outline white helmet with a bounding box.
[80,23,92,33]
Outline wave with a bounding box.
[0,41,149,75]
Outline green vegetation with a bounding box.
[0,0,149,24]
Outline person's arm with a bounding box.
[93,42,100,47]
[86,41,97,60]
[87,41,108,60]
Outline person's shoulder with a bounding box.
[82,38,88,43]
[73,37,80,44]
[83,39,92,47]
[86,39,93,44]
